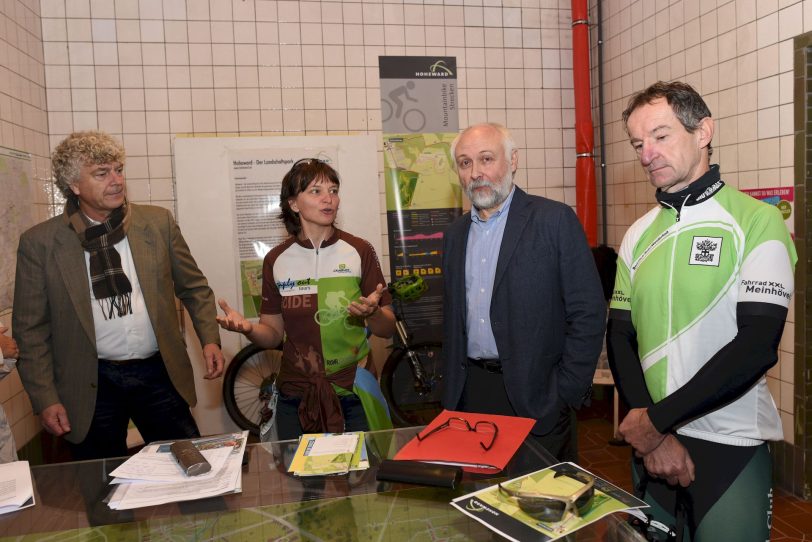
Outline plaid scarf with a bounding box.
[67,198,133,320]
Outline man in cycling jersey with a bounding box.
[608,81,795,540]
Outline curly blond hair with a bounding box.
[52,131,126,198]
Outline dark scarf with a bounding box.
[655,164,724,210]
[67,197,133,320]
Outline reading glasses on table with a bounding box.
[415,417,498,451]
[497,470,596,523]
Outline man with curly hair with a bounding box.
[13,131,224,460]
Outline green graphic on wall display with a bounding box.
[239,259,264,318]
[383,133,461,212]
[0,487,495,541]
[379,56,462,342]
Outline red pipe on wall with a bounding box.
[571,0,598,246]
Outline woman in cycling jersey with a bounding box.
[217,158,396,440]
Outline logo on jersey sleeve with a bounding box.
[689,236,722,267]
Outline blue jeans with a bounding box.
[275,391,368,441]
[70,354,199,460]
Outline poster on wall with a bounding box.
[741,186,794,238]
[379,56,462,342]
[228,147,339,318]
[0,146,34,312]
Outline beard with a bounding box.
[465,172,514,211]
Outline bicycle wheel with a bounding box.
[223,344,282,435]
[380,341,444,427]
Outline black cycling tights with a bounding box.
[632,435,772,541]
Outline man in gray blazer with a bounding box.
[13,131,224,460]
[442,123,606,462]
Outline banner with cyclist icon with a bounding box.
[379,56,463,342]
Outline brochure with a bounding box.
[288,432,366,476]
[0,461,35,515]
[451,462,648,541]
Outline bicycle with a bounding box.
[379,274,444,427]
[222,343,282,436]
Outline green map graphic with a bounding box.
[1,487,494,541]
[383,133,461,211]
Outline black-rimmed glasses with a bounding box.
[415,417,498,451]
[498,471,595,522]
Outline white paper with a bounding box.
[107,431,248,511]
[308,434,359,456]
[110,446,232,482]
[0,460,35,515]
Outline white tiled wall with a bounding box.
[1,0,807,452]
[596,0,806,444]
[0,0,50,453]
[4,0,578,449]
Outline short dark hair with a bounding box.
[280,158,341,236]
[622,81,713,156]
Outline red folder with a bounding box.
[393,410,535,474]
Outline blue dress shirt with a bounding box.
[465,186,516,359]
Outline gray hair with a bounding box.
[450,122,517,167]
[51,131,126,198]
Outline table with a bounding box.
[1,427,642,541]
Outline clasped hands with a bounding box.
[619,407,695,487]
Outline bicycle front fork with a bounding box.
[395,320,430,394]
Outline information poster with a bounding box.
[0,146,34,312]
[379,56,462,342]
[741,186,794,238]
[228,147,339,317]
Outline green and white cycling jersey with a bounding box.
[610,176,796,446]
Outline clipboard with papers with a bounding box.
[393,410,535,473]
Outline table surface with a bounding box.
[0,427,642,541]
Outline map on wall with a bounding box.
[0,146,35,312]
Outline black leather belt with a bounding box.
[100,351,161,365]
[468,357,503,374]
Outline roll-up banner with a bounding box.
[379,56,462,342]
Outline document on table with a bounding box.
[110,446,232,483]
[107,431,248,510]
[0,461,35,515]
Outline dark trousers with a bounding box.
[458,362,578,463]
[70,353,200,461]
[275,392,369,441]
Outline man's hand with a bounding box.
[0,325,18,359]
[216,299,254,335]
[202,343,224,379]
[348,283,385,319]
[619,407,666,455]
[642,434,695,487]
[41,403,71,436]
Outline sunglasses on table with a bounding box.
[498,470,596,523]
[415,416,498,451]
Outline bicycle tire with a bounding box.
[222,344,282,436]
[380,341,444,427]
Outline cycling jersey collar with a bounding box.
[655,164,724,209]
[296,227,340,249]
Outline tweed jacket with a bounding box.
[13,203,220,443]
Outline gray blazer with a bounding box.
[442,187,606,434]
[13,204,221,443]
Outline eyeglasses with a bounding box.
[498,471,595,523]
[415,417,498,451]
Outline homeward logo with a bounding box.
[690,236,722,266]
